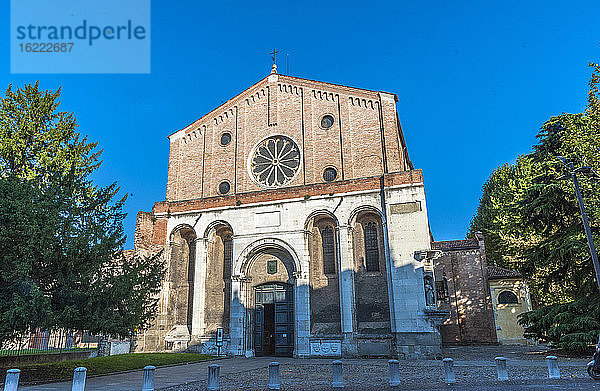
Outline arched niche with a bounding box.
[305,211,341,335]
[350,207,391,334]
[168,225,197,335]
[204,221,234,336]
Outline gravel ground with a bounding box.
[162,345,600,391]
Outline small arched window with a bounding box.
[321,226,336,275]
[363,222,380,272]
[223,234,233,279]
[498,291,518,304]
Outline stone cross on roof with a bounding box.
[270,49,278,74]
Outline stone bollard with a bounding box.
[546,356,560,379]
[332,360,344,388]
[141,365,156,391]
[388,359,400,387]
[442,358,456,384]
[71,367,87,391]
[4,369,21,391]
[268,362,280,390]
[495,357,508,381]
[207,364,220,391]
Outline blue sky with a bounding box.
[2,0,599,248]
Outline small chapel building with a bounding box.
[132,65,447,358]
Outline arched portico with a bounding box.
[165,224,197,350]
[228,238,310,358]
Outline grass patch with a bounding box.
[1,353,213,383]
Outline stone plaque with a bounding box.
[267,259,278,274]
[255,211,281,228]
[390,201,421,214]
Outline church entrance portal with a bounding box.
[254,283,294,357]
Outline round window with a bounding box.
[250,135,301,188]
[320,114,334,129]
[218,181,231,195]
[323,167,338,182]
[220,132,232,146]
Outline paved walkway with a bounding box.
[14,346,600,390]
[18,357,273,390]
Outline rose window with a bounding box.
[250,136,301,187]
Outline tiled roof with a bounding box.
[431,239,480,251]
[487,266,522,280]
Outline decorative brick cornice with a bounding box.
[154,170,423,214]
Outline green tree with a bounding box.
[0,82,164,344]
[470,65,600,351]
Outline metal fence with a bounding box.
[0,329,98,357]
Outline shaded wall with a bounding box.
[307,214,341,335]
[433,235,497,344]
[352,211,391,334]
[204,225,233,335]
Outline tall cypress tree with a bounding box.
[0,82,164,343]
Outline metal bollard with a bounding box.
[4,369,21,391]
[546,356,560,379]
[268,362,280,390]
[443,358,456,384]
[207,364,220,391]
[495,357,508,381]
[332,360,344,388]
[71,367,87,391]
[388,359,400,387]
[141,365,156,391]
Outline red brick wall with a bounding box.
[433,236,498,345]
[165,74,411,202]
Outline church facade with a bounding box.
[132,66,446,358]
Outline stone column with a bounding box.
[229,275,247,356]
[380,196,397,333]
[191,238,207,337]
[294,271,310,357]
[337,226,357,356]
[337,226,355,334]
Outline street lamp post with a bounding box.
[557,156,600,379]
